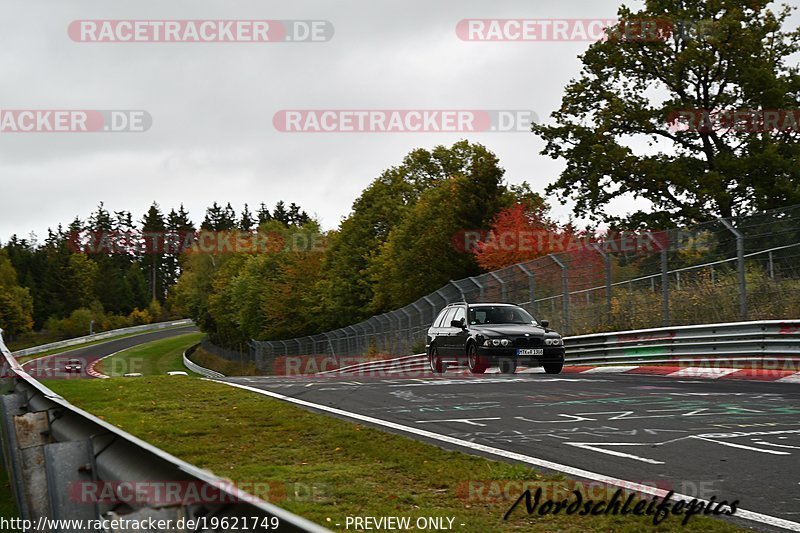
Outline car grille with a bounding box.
[514,337,542,348]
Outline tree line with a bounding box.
[0,200,310,345]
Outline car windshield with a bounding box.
[469,306,538,325]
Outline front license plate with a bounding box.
[516,348,544,356]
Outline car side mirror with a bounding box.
[541,320,549,328]
[451,318,466,329]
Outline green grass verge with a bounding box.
[46,377,744,533]
[97,332,204,377]
[188,346,261,376]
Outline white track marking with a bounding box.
[564,442,665,464]
[693,437,791,455]
[582,366,640,373]
[216,379,800,532]
[752,441,800,450]
[415,417,501,427]
[668,367,741,378]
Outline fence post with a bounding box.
[468,277,484,302]
[411,302,424,346]
[423,296,437,326]
[661,248,670,327]
[591,244,612,323]
[768,251,774,279]
[449,280,466,301]
[401,308,413,352]
[367,318,379,354]
[517,264,536,316]
[719,217,747,320]
[489,272,507,302]
[345,326,357,357]
[548,254,569,335]
[379,314,391,354]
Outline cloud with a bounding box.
[1,0,657,240]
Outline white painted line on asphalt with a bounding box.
[777,372,800,383]
[582,366,640,373]
[216,379,800,532]
[752,441,800,450]
[415,417,501,427]
[693,437,791,455]
[564,442,665,464]
[668,367,741,378]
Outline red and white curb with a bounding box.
[86,358,109,379]
[318,354,800,383]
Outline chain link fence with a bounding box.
[247,205,800,369]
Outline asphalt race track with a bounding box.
[221,371,800,532]
[17,325,198,379]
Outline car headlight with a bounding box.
[484,338,511,346]
[544,338,563,346]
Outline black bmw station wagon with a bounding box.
[426,302,565,374]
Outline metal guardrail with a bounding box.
[0,329,328,532]
[12,319,194,358]
[318,319,800,375]
[184,345,226,378]
[564,319,800,366]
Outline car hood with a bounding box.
[470,324,547,337]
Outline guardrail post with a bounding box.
[489,272,507,302]
[719,217,747,320]
[517,264,536,316]
[548,254,569,335]
[661,248,670,327]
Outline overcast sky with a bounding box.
[1,0,797,242]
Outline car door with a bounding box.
[436,307,458,357]
[428,308,449,350]
[449,306,469,358]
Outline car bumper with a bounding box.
[476,345,565,365]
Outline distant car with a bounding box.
[64,359,82,373]
[167,371,188,376]
[426,303,565,375]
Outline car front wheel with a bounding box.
[429,346,444,374]
[543,362,563,374]
[467,343,488,374]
